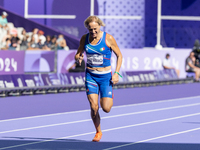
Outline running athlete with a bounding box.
[75,16,122,142]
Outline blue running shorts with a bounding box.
[85,69,113,98]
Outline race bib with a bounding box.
[87,54,103,65]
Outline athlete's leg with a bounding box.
[87,94,102,133]
[99,72,113,113]
[100,97,113,113]
[85,70,112,141]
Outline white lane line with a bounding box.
[0,118,90,134]
[1,95,200,123]
[112,95,200,109]
[1,102,200,134]
[0,109,90,123]
[1,112,200,150]
[103,127,200,150]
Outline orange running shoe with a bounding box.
[92,132,102,142]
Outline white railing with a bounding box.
[155,0,200,50]
[24,0,142,20]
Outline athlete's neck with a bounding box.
[90,31,103,41]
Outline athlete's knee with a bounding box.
[101,98,113,113]
[91,104,99,114]
[102,105,112,113]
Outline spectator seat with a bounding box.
[186,72,195,79]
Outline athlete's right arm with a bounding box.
[75,34,86,65]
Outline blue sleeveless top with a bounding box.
[84,32,112,68]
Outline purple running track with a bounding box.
[0,83,200,149]
[1,83,200,120]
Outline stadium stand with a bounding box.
[0,6,79,50]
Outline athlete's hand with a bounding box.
[78,53,84,65]
[111,73,119,84]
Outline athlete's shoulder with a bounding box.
[105,33,115,41]
[105,33,116,47]
[80,34,88,44]
[81,34,88,40]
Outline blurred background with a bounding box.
[1,0,200,48]
[0,0,199,96]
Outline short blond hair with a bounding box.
[84,16,105,28]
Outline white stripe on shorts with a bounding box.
[87,68,111,74]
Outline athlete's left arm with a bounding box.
[106,34,123,84]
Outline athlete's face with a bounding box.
[87,21,100,38]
